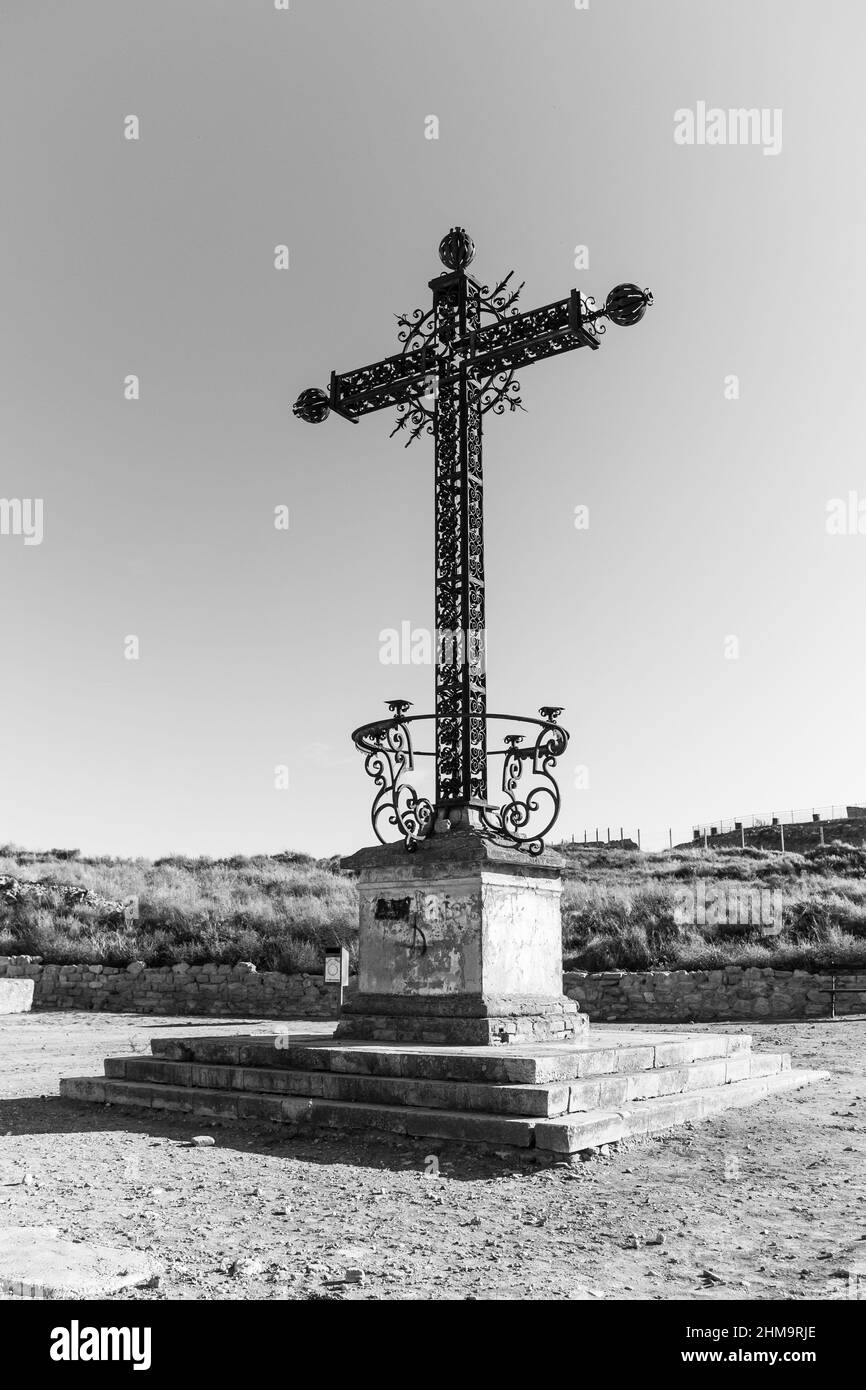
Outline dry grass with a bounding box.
[0,849,356,974]
[559,842,866,971]
[3,840,866,975]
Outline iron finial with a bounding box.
[438,226,476,271]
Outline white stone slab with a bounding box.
[0,1226,159,1299]
[0,980,34,1014]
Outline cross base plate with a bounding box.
[334,992,587,1046]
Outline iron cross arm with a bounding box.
[329,346,431,422]
[294,280,652,429]
[452,288,602,381]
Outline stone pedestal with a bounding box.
[336,829,585,1045]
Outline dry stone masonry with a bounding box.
[0,956,337,1019]
[3,956,861,1023]
[564,967,866,1022]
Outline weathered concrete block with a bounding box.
[338,831,573,1045]
[0,979,35,1014]
[0,1226,160,1300]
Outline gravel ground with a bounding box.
[0,1010,863,1301]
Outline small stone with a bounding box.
[190,1136,215,1148]
[227,1256,264,1278]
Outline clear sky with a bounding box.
[2,0,864,858]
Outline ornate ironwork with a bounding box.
[295,229,652,854]
[352,706,570,856]
[390,397,435,447]
[352,706,435,848]
[439,226,476,271]
[431,270,487,808]
[604,283,653,327]
[477,712,570,857]
[292,387,330,424]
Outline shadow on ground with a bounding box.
[0,1093,527,1181]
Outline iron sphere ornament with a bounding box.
[605,283,653,327]
[438,226,476,271]
[293,387,331,424]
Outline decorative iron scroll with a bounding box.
[351,701,435,847]
[351,705,570,856]
[477,711,570,857]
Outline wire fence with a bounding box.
[564,829,647,850]
[691,805,866,837]
[560,805,866,853]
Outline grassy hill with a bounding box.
[558,842,866,971]
[2,841,866,974]
[0,848,356,974]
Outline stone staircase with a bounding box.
[59,1028,828,1157]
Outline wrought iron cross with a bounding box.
[295,227,652,853]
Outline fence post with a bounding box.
[780,823,785,853]
[831,973,837,1022]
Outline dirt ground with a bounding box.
[0,1010,863,1301]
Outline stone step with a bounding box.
[533,1068,829,1154]
[562,1049,788,1111]
[105,1049,790,1119]
[111,1055,567,1117]
[59,1065,827,1154]
[148,1029,753,1086]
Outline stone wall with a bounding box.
[0,956,339,1019]
[3,955,865,1024]
[564,967,866,1022]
